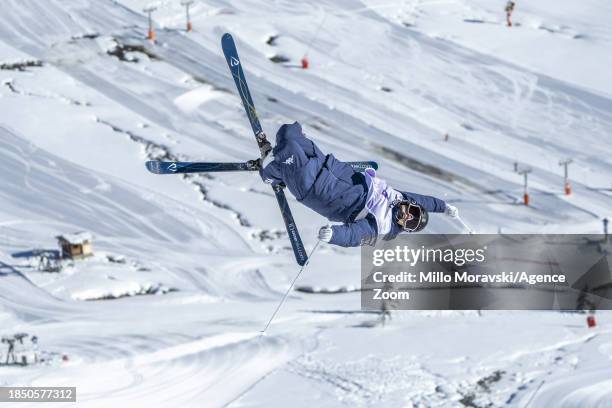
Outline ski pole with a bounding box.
[456,215,475,234]
[260,240,321,335]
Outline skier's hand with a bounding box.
[445,204,459,218]
[318,225,333,243]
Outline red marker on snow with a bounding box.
[587,315,596,328]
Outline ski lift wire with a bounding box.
[303,7,328,58]
[456,215,475,234]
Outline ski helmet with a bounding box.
[395,200,429,232]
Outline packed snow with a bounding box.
[1,0,611,406]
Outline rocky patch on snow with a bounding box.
[77,282,178,301]
[268,54,291,64]
[3,78,91,106]
[70,33,101,41]
[107,39,161,63]
[295,285,358,294]
[265,34,280,46]
[0,60,43,71]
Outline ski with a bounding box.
[146,160,259,174]
[221,33,270,158]
[146,160,378,175]
[221,33,308,266]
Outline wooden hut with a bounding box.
[56,232,93,260]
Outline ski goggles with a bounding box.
[396,202,423,232]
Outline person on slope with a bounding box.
[259,122,459,247]
[505,1,516,27]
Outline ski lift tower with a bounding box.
[517,168,532,205]
[181,0,195,32]
[559,158,573,195]
[143,5,158,41]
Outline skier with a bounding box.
[1,336,16,364]
[505,1,516,27]
[31,336,39,364]
[259,122,459,247]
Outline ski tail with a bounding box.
[274,186,308,266]
[145,161,163,174]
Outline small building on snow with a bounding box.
[56,232,93,260]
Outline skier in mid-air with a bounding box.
[259,122,459,247]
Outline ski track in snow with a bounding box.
[1,0,612,406]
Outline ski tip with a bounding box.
[370,161,379,170]
[145,161,162,174]
[297,257,308,267]
[221,32,232,43]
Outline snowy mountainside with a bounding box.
[1,0,611,407]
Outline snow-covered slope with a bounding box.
[1,0,611,406]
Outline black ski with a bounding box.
[222,33,308,265]
[146,160,378,175]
